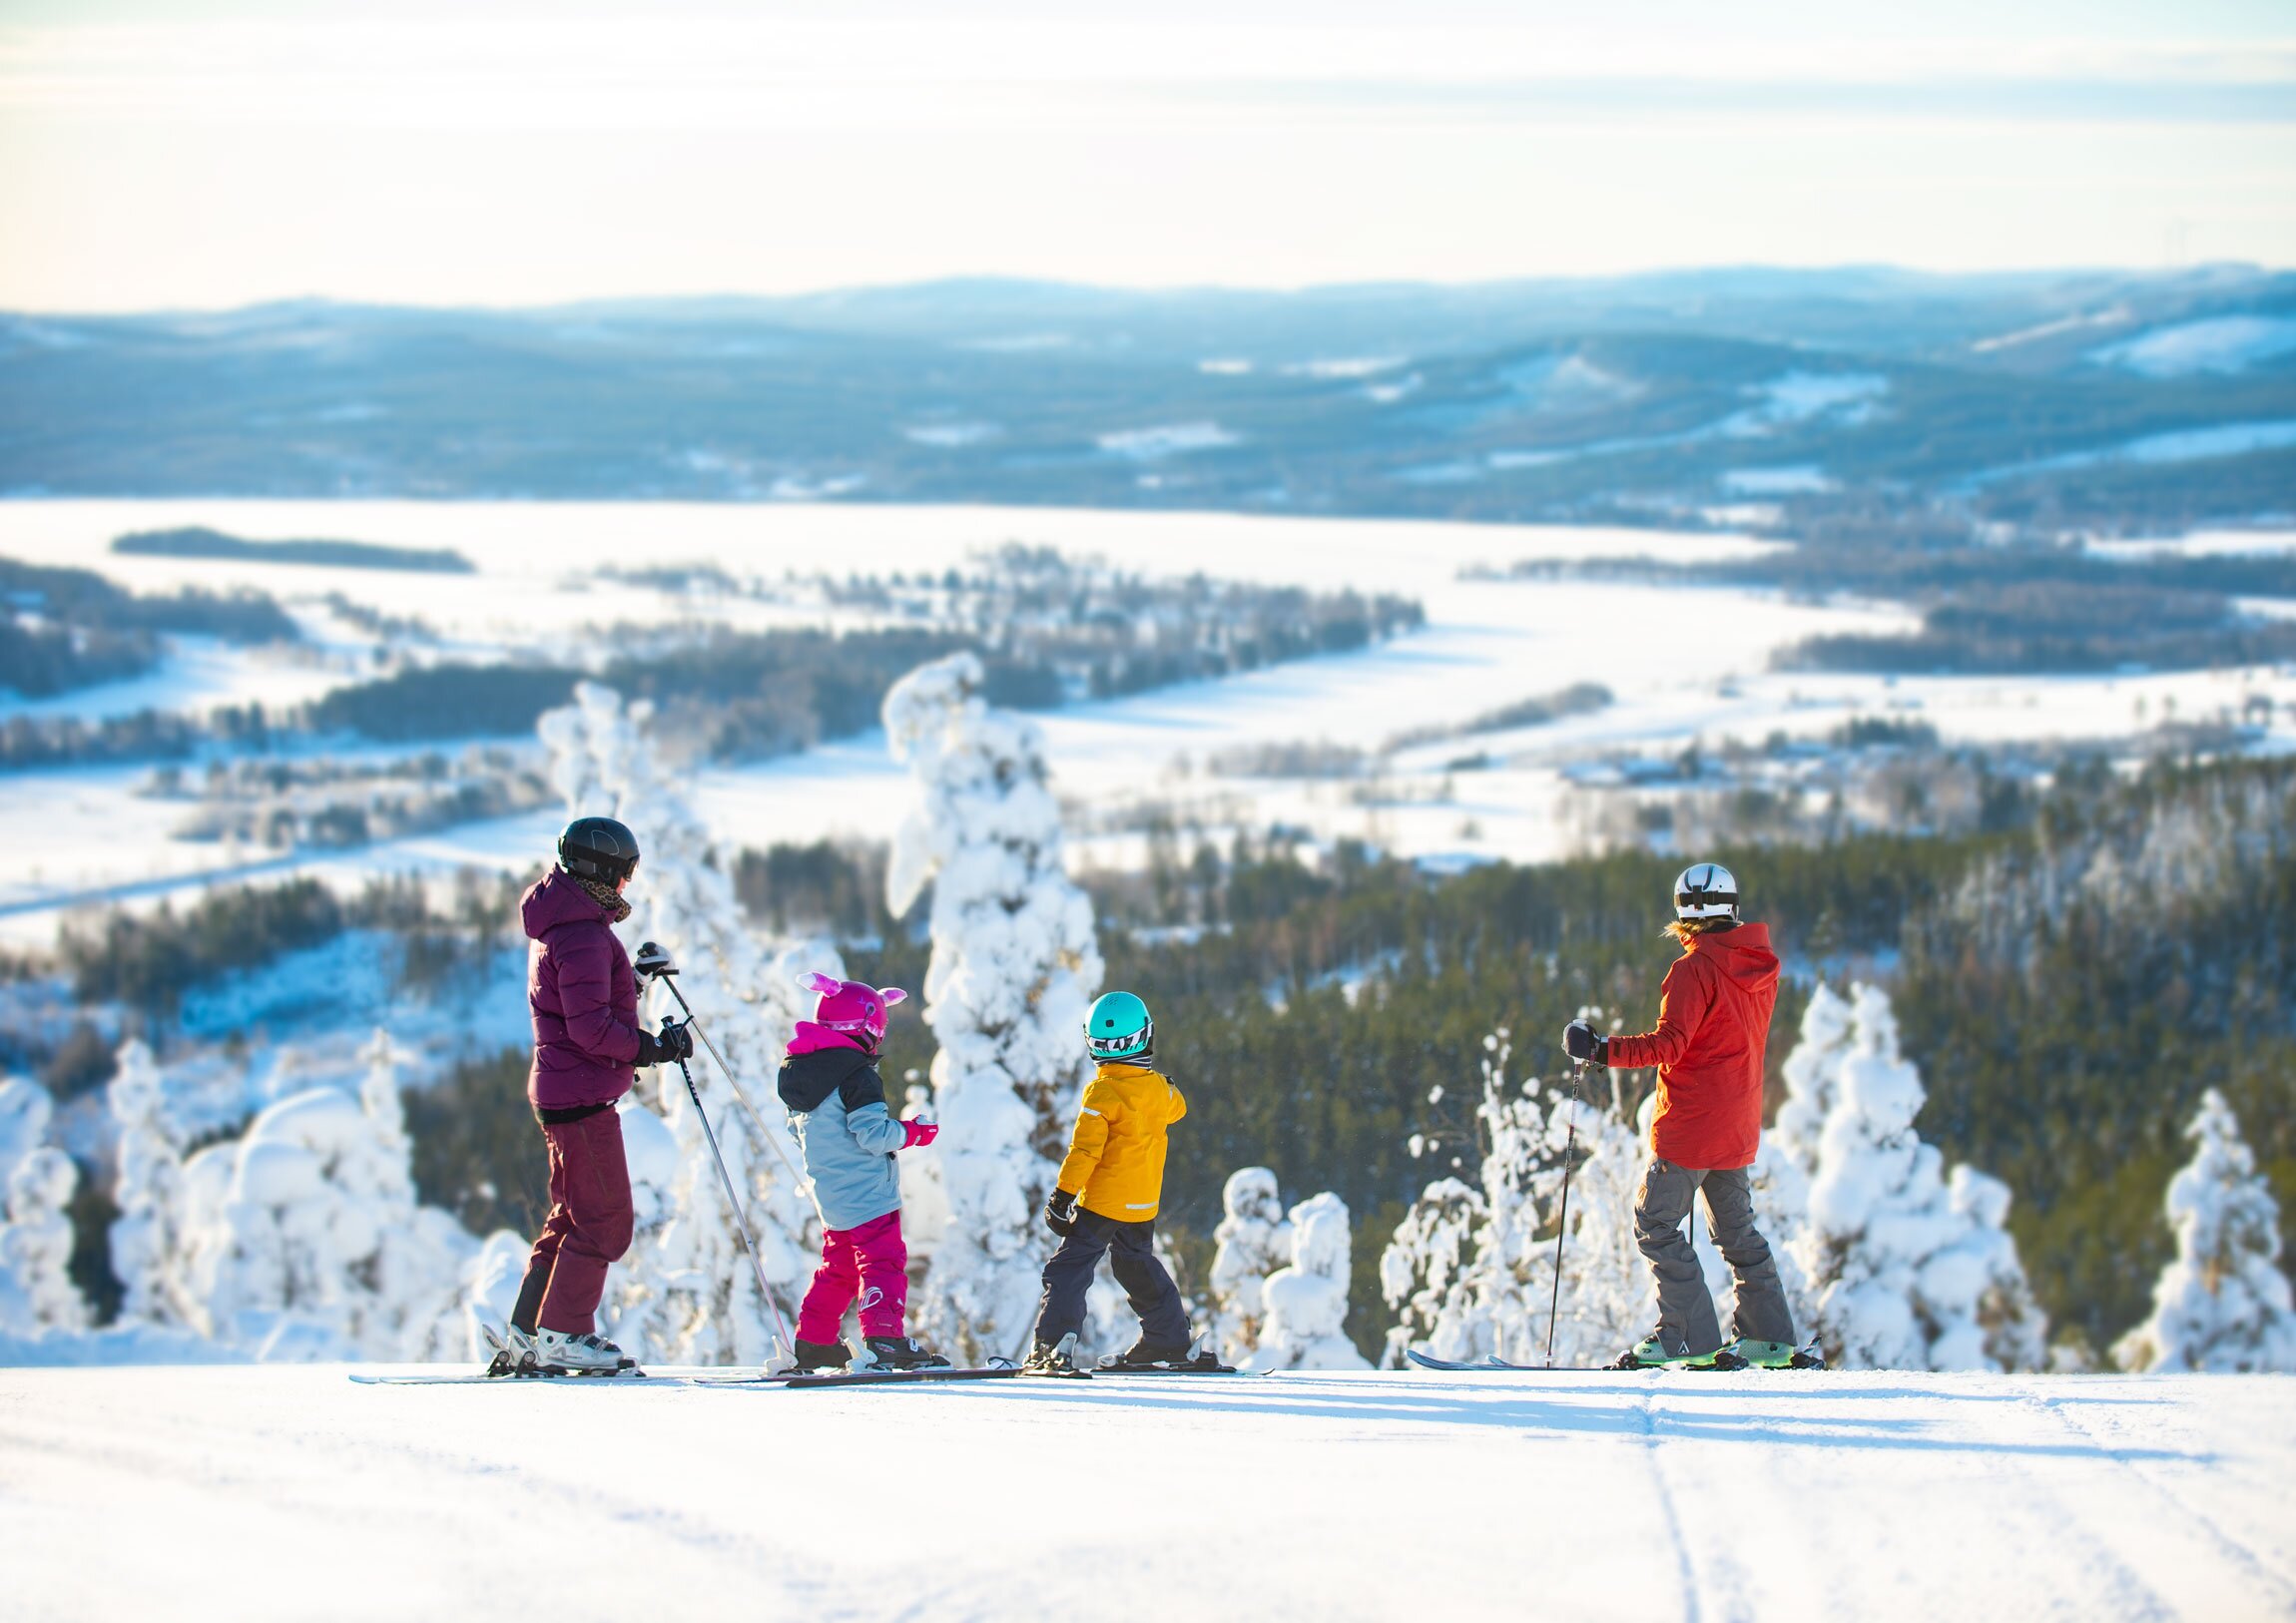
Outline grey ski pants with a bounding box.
[1634,1158,1796,1356]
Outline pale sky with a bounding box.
[0,0,2291,311]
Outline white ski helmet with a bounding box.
[1674,861,1739,920]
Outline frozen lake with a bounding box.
[2,500,2292,945]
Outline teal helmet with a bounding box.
[1085,990,1154,1061]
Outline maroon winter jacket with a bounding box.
[523,867,641,1111]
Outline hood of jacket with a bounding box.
[1686,920,1780,997]
[778,1040,877,1113]
[522,865,616,940]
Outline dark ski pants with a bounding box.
[513,1107,635,1338]
[1032,1209,1189,1352]
[1634,1158,1796,1356]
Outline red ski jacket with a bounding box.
[1606,921,1780,1171]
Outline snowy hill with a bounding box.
[6,1364,2291,1621]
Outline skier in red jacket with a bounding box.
[496,815,692,1377]
[1563,862,1802,1369]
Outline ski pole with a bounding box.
[675,1053,796,1368]
[635,943,816,1198]
[1543,1058,1588,1370]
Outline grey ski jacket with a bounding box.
[777,1032,907,1233]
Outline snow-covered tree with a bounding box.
[2114,1089,2296,1373]
[1747,981,1865,1339]
[1245,1192,1369,1370]
[540,682,826,1365]
[1795,984,2046,1371]
[1209,1167,1293,1365]
[0,1148,89,1334]
[172,1031,476,1359]
[884,653,1104,1363]
[1771,981,1854,1178]
[108,1039,192,1329]
[1382,1029,1650,1367]
[0,1074,53,1183]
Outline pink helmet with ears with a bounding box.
[798,972,907,1052]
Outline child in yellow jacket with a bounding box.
[1023,991,1200,1373]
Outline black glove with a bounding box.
[1562,1019,1609,1066]
[657,1019,695,1062]
[1044,1189,1078,1238]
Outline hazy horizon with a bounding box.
[9,262,2286,322]
[1,1,2290,312]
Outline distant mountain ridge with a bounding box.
[2,267,2290,533]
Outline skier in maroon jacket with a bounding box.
[498,815,692,1375]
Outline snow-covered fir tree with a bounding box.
[1770,981,1855,1178]
[0,1074,53,1182]
[1209,1167,1293,1366]
[171,1031,476,1359]
[1244,1192,1369,1371]
[540,682,826,1365]
[883,652,1104,1363]
[0,1073,82,1335]
[0,1147,89,1335]
[1748,981,1868,1338]
[1795,983,2046,1371]
[107,1039,192,1330]
[1382,1028,1650,1367]
[2113,1089,2296,1373]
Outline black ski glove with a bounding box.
[1044,1189,1078,1238]
[634,1028,666,1067]
[657,1019,695,1062]
[1562,1019,1609,1066]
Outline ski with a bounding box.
[352,1368,653,1385]
[1407,1351,1617,1372]
[1088,1348,1240,1375]
[350,1367,779,1386]
[1406,1350,1615,1373]
[778,1364,1026,1388]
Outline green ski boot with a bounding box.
[1614,1335,1708,1370]
[1724,1340,1802,1369]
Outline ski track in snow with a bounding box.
[6,1367,2294,1622]
[1635,1387,1708,1623]
[2020,1382,2296,1616]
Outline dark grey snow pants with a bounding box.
[1634,1158,1796,1356]
[1033,1210,1189,1352]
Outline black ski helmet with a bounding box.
[558,815,640,883]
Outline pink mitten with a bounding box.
[901,1119,940,1149]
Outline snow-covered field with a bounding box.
[4,1364,2291,1622]
[4,500,2296,947]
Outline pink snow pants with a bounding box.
[797,1210,908,1343]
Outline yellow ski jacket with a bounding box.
[1055,1061,1188,1222]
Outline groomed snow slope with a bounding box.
[5,1366,2292,1621]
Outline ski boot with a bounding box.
[1097,1339,1228,1373]
[858,1336,951,1372]
[480,1323,539,1378]
[778,1339,852,1375]
[1020,1333,1089,1378]
[1724,1339,1828,1369]
[535,1329,637,1376]
[1613,1335,1717,1370]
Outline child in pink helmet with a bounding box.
[776,971,947,1371]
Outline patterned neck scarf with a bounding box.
[575,872,633,923]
